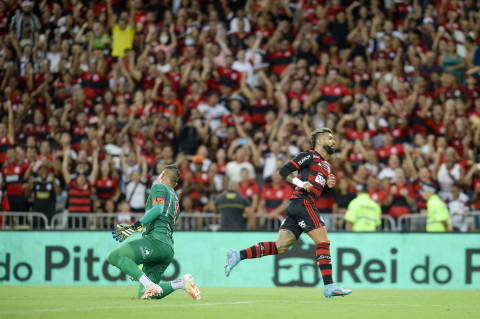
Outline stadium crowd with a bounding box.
[0,0,480,232]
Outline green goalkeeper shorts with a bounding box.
[127,236,174,284]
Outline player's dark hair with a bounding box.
[310,127,332,149]
[165,164,180,185]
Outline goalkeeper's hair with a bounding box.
[310,127,333,149]
[164,164,181,185]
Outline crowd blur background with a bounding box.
[0,0,480,232]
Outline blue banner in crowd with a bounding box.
[1,232,480,289]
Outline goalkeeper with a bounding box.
[107,165,201,300]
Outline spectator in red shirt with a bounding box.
[376,132,405,164]
[94,162,120,204]
[385,168,415,228]
[183,155,216,212]
[239,168,260,216]
[337,112,377,141]
[0,101,15,163]
[412,167,437,214]
[317,68,352,114]
[1,148,29,212]
[258,170,292,221]
[221,99,252,133]
[367,174,387,207]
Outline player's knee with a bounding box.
[107,250,120,266]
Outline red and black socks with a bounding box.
[240,242,277,260]
[316,242,333,285]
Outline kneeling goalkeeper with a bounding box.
[108,165,201,300]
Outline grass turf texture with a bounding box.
[0,286,479,319]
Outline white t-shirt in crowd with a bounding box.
[232,60,255,88]
[197,102,230,131]
[227,13,252,34]
[446,192,470,232]
[225,161,255,183]
[262,152,286,179]
[125,178,147,210]
[378,166,396,182]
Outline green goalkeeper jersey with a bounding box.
[142,183,180,251]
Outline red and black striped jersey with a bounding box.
[250,98,271,125]
[284,149,331,204]
[270,48,294,75]
[95,177,119,200]
[71,124,89,152]
[80,72,105,100]
[67,180,92,212]
[412,179,438,210]
[1,162,29,196]
[222,112,252,127]
[217,67,242,90]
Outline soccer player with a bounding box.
[224,128,352,298]
[107,165,201,300]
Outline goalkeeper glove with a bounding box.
[112,221,143,242]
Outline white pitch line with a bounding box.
[0,301,264,315]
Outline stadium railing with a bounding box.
[1,211,479,232]
[173,213,221,231]
[397,212,480,232]
[0,211,50,230]
[50,212,144,230]
[49,212,222,231]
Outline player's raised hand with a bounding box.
[303,182,313,192]
[327,174,336,188]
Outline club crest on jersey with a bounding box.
[315,174,326,186]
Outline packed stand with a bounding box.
[0,0,479,232]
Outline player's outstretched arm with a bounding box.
[139,202,164,224]
[112,202,165,242]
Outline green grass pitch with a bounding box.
[0,286,479,319]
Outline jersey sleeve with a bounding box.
[279,151,313,179]
[150,183,169,206]
[291,151,313,169]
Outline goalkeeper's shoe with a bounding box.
[140,284,163,300]
[324,284,352,298]
[181,274,201,300]
[129,265,144,281]
[224,248,240,277]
